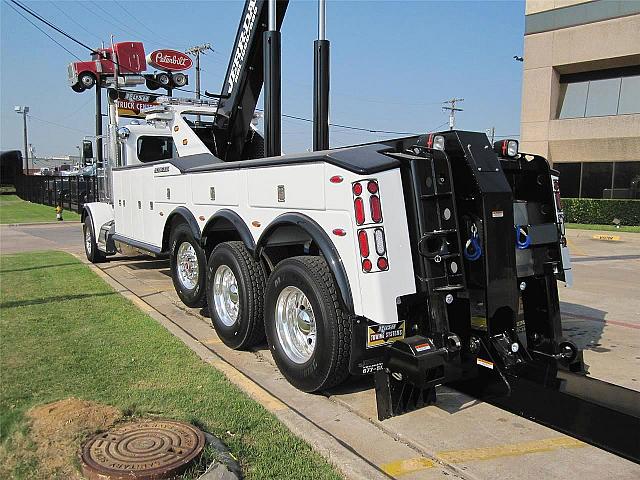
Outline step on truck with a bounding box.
[82,0,640,463]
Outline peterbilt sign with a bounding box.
[146,49,192,72]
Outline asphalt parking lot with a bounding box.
[2,222,639,479]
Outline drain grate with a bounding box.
[80,419,206,479]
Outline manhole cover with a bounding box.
[80,419,205,480]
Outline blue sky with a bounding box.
[1,0,525,157]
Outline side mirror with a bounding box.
[82,140,94,161]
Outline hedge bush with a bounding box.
[561,198,640,226]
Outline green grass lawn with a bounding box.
[0,251,340,480]
[0,195,80,224]
[565,223,640,233]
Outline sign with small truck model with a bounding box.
[108,89,163,118]
[146,49,192,72]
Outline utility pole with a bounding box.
[14,105,29,174]
[186,43,213,101]
[486,126,495,143]
[442,98,464,130]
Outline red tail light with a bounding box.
[367,180,379,194]
[358,230,370,258]
[377,257,389,271]
[370,195,383,223]
[354,198,365,225]
[330,175,344,183]
[362,259,372,272]
[353,182,363,196]
[553,179,563,211]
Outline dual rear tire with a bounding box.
[205,245,350,392]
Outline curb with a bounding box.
[4,221,81,227]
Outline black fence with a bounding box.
[14,175,99,214]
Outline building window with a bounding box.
[554,163,581,198]
[584,78,621,117]
[557,66,640,119]
[614,162,640,198]
[619,75,640,115]
[581,162,613,198]
[555,161,640,199]
[558,83,588,119]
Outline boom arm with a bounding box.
[214,0,289,162]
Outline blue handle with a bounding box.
[464,236,482,261]
[515,225,532,249]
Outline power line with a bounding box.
[261,109,447,136]
[61,97,94,121]
[84,1,166,50]
[267,110,420,135]
[5,1,81,59]
[9,0,96,53]
[112,0,176,46]
[27,114,93,134]
[50,2,104,44]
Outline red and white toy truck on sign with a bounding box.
[68,42,146,92]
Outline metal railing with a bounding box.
[14,175,99,214]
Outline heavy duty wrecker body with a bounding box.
[82,0,639,462]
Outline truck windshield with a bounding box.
[137,136,174,163]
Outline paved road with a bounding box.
[2,222,639,479]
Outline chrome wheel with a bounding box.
[80,74,94,87]
[176,242,199,290]
[84,226,92,254]
[275,286,316,364]
[213,265,239,326]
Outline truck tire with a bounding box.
[170,224,207,308]
[264,256,351,392]
[206,241,266,349]
[83,217,106,263]
[78,72,96,90]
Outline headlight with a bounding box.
[433,135,445,151]
[493,139,519,157]
[117,127,130,140]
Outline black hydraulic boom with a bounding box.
[213,0,288,162]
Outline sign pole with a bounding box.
[95,80,103,168]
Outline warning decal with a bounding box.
[366,321,405,349]
[477,357,494,369]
